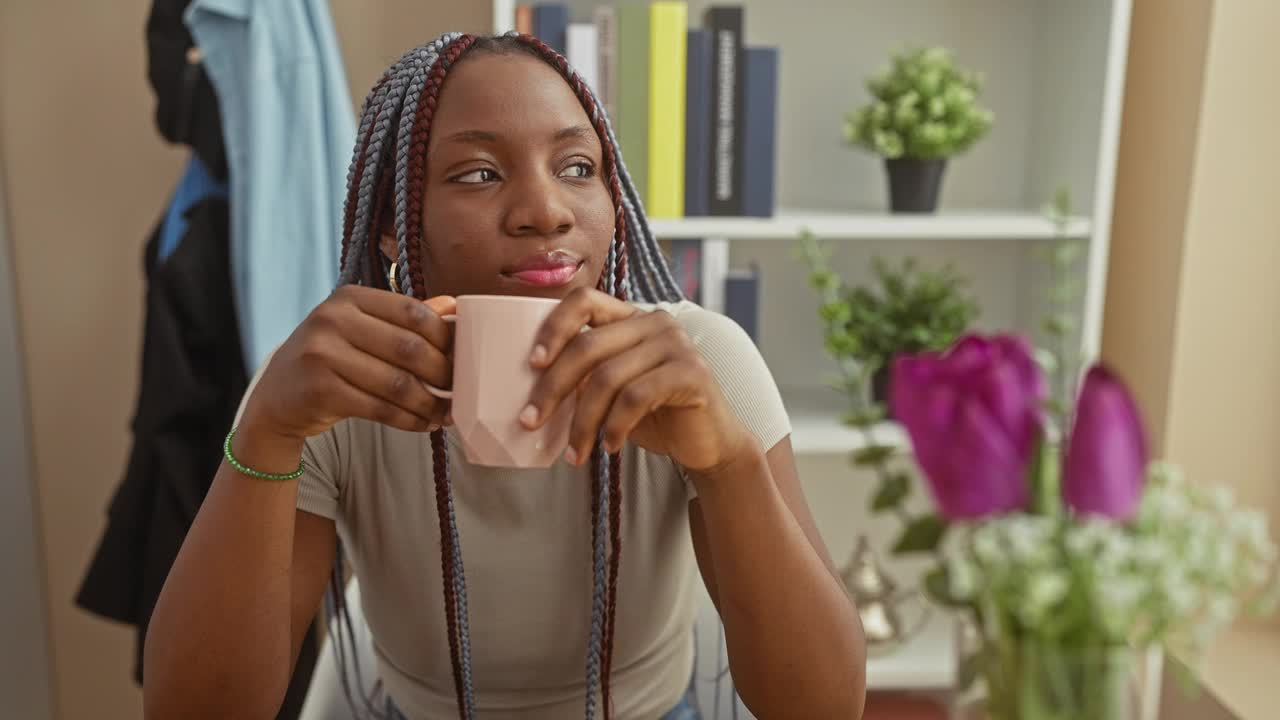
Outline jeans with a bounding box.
[384,674,701,719]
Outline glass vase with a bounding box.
[964,636,1160,720]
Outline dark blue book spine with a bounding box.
[684,30,713,217]
[741,47,778,218]
[724,267,760,344]
[533,4,570,56]
[704,6,745,216]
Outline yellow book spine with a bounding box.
[647,2,686,218]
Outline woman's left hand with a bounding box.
[521,287,754,472]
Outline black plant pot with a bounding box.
[884,157,947,213]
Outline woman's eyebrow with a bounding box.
[442,129,499,145]
[440,126,592,145]
[553,125,594,142]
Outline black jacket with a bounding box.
[74,198,317,718]
[145,0,227,179]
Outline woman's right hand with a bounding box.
[239,285,456,441]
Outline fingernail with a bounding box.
[519,404,539,426]
[530,344,547,365]
[564,446,579,466]
[427,424,440,433]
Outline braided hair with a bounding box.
[327,32,684,720]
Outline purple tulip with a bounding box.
[891,335,1047,520]
[1063,366,1148,520]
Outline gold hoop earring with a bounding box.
[388,262,400,294]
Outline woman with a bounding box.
[144,32,866,720]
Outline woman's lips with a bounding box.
[503,251,584,287]
[508,264,582,287]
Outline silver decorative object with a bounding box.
[840,535,929,655]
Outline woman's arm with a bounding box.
[144,287,455,718]
[688,436,867,719]
[143,425,336,720]
[522,288,867,717]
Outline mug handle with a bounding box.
[422,314,456,399]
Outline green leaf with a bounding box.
[842,405,886,428]
[923,565,953,605]
[922,566,977,611]
[853,444,897,466]
[1033,347,1059,375]
[871,473,911,512]
[892,513,948,554]
[1026,432,1061,517]
[1053,241,1084,266]
[958,651,984,691]
[1042,315,1074,337]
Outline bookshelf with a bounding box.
[490,0,1133,709]
[649,209,1092,241]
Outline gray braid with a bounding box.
[584,442,611,719]
[341,52,419,286]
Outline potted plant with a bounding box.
[797,234,978,416]
[843,47,994,213]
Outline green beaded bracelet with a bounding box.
[223,427,306,481]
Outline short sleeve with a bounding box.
[658,303,793,498]
[232,350,342,520]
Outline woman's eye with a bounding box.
[559,162,595,179]
[453,168,498,184]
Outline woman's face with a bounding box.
[380,51,616,300]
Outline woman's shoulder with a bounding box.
[629,300,752,350]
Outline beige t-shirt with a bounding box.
[283,301,791,719]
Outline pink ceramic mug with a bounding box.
[424,295,573,468]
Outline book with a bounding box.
[741,47,778,217]
[617,2,650,207]
[684,29,713,217]
[700,238,729,313]
[647,2,687,218]
[704,6,745,216]
[566,23,599,93]
[533,4,569,55]
[516,4,533,36]
[724,265,760,344]
[667,239,703,304]
[593,6,619,122]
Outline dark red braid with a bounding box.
[430,429,467,713]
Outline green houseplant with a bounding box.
[796,238,978,415]
[844,47,994,212]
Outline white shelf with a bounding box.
[866,610,959,690]
[649,208,1092,241]
[781,386,910,456]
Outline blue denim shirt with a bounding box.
[185,0,354,371]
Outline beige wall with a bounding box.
[1104,0,1280,718]
[1100,0,1213,456]
[1105,0,1280,543]
[1163,0,1280,530]
[0,2,489,719]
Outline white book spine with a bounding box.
[566,24,600,97]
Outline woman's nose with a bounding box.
[503,173,574,237]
